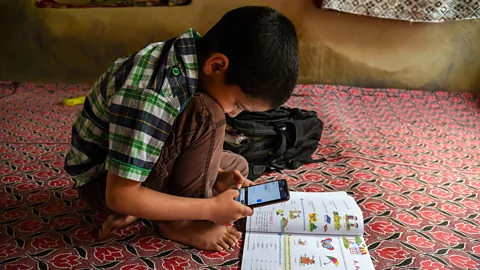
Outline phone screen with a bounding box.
[236,180,289,207]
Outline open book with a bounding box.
[241,191,375,270]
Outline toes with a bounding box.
[224,235,236,248]
[99,217,115,239]
[227,226,242,239]
[99,226,113,239]
[226,226,241,238]
[99,214,138,240]
[225,232,239,245]
[227,227,241,237]
[218,240,229,251]
[214,244,225,252]
[98,229,106,239]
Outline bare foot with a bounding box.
[99,214,139,239]
[157,220,242,251]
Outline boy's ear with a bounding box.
[203,53,229,75]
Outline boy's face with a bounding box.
[214,85,271,118]
[200,53,272,117]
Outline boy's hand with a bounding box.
[208,189,254,225]
[214,170,255,193]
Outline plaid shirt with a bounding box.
[65,29,200,187]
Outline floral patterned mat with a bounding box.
[0,82,479,269]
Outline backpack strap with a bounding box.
[247,125,286,180]
[260,124,288,173]
[272,123,287,159]
[248,164,267,180]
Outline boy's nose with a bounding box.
[228,110,242,118]
[228,112,238,118]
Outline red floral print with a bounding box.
[17,220,43,232]
[431,231,461,245]
[48,179,70,187]
[455,223,479,234]
[31,236,59,249]
[400,179,423,189]
[410,193,434,204]
[0,244,17,257]
[419,259,447,270]
[71,228,95,242]
[134,236,165,251]
[419,210,446,222]
[406,235,434,248]
[94,247,124,262]
[446,255,478,269]
[429,188,453,199]
[363,201,388,213]
[388,195,411,206]
[396,213,421,226]
[199,250,230,259]
[121,264,149,270]
[161,257,191,270]
[329,179,349,187]
[376,247,410,261]
[370,221,398,235]
[440,203,466,215]
[49,254,81,268]
[462,199,480,210]
[352,172,373,181]
[3,210,28,220]
[1,176,23,183]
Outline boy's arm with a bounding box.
[105,172,253,224]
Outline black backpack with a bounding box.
[224,106,325,180]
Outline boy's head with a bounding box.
[197,6,299,117]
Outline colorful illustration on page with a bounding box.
[333,212,342,230]
[342,237,367,256]
[299,255,316,266]
[280,217,288,232]
[345,214,359,231]
[321,238,335,251]
[308,213,318,232]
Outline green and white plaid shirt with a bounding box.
[65,29,201,187]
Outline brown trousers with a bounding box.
[78,92,248,214]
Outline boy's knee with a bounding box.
[236,156,249,178]
[221,151,249,178]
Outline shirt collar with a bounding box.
[172,29,201,93]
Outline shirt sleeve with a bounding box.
[105,88,179,182]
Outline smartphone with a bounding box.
[235,179,290,208]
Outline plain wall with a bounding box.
[0,0,479,92]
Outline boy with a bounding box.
[65,6,298,251]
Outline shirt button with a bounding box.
[172,67,180,76]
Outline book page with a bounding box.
[246,192,364,236]
[241,232,375,270]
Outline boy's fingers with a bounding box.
[234,170,245,189]
[242,205,254,217]
[244,179,255,187]
[229,188,240,199]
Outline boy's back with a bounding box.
[65,29,201,187]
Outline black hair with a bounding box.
[198,6,299,108]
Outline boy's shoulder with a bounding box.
[107,28,201,94]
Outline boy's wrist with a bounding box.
[201,197,215,221]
